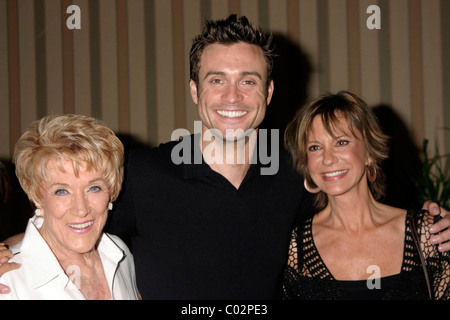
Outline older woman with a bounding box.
[283,91,449,300]
[0,114,139,300]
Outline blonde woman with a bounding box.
[0,114,139,300]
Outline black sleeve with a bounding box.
[296,191,316,224]
[105,149,138,239]
[280,148,317,225]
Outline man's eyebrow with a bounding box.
[203,71,263,80]
[203,71,226,80]
[242,71,262,79]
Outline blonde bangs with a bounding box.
[14,114,124,206]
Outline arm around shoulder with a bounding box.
[417,211,450,300]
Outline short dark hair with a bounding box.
[189,14,274,88]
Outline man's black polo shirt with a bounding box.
[107,134,313,299]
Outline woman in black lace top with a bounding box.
[283,91,449,300]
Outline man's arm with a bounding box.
[0,243,21,293]
[423,201,450,252]
[3,234,24,248]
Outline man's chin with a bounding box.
[217,128,258,142]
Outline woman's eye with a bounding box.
[89,186,102,192]
[308,145,320,152]
[337,140,349,146]
[55,189,68,195]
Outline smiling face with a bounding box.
[190,42,274,141]
[36,158,110,256]
[306,114,370,198]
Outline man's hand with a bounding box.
[423,201,450,252]
[0,243,20,294]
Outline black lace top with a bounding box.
[282,210,449,300]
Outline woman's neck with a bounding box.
[319,188,386,233]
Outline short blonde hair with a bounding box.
[284,90,389,211]
[13,114,124,206]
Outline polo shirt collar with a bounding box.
[181,134,263,180]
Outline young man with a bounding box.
[107,15,313,299]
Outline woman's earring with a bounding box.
[108,202,113,211]
[304,179,321,194]
[35,208,42,217]
[366,163,377,183]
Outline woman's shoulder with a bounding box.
[376,202,406,219]
[370,203,407,232]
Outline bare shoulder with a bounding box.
[377,203,407,226]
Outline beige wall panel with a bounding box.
[18,0,37,132]
[173,0,187,131]
[421,0,444,153]
[229,0,240,15]
[0,0,9,158]
[347,0,361,95]
[45,0,64,115]
[0,0,448,158]
[99,0,119,132]
[116,0,130,133]
[183,0,201,135]
[299,0,320,97]
[359,0,380,106]
[268,0,287,34]
[287,0,299,41]
[72,0,91,116]
[240,0,259,25]
[328,0,349,93]
[211,0,229,20]
[389,0,412,129]
[409,0,424,146]
[128,0,148,145]
[154,0,175,143]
